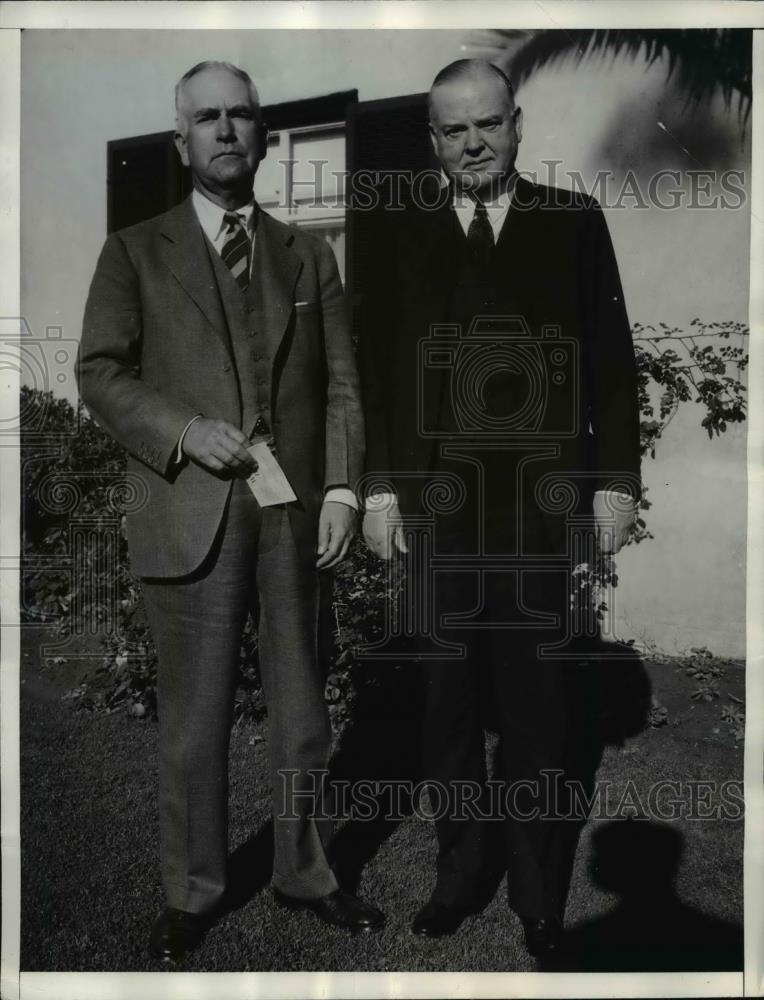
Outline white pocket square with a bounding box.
[295,300,316,308]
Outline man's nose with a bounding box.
[464,127,484,153]
[216,113,236,140]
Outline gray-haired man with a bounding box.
[78,61,383,962]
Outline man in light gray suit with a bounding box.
[78,60,383,962]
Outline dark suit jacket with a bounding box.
[359,177,641,549]
[78,197,364,577]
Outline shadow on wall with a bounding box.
[597,74,749,176]
[558,818,743,971]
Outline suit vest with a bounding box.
[446,209,517,325]
[433,211,549,547]
[204,231,272,440]
[436,211,525,438]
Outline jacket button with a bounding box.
[222,363,231,372]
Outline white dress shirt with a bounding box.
[191,188,257,274]
[176,190,357,509]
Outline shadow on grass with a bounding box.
[556,639,653,910]
[221,819,274,914]
[325,638,653,922]
[327,658,425,894]
[482,638,653,915]
[554,818,743,971]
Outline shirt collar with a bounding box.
[443,174,514,218]
[192,188,257,243]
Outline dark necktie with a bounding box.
[221,211,251,292]
[466,198,494,253]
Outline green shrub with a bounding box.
[21,384,403,725]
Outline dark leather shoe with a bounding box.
[411,900,478,937]
[273,888,385,932]
[521,915,563,958]
[149,906,209,962]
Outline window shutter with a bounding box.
[106,91,358,234]
[107,132,191,234]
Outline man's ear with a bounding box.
[257,120,269,163]
[427,122,438,158]
[514,107,523,143]
[174,129,190,167]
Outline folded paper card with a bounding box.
[246,441,297,506]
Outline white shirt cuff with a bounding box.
[594,489,636,502]
[365,491,398,513]
[175,413,204,464]
[364,490,631,515]
[325,487,358,510]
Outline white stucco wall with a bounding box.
[512,47,750,659]
[19,29,751,657]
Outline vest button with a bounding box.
[254,417,269,435]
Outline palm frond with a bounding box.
[469,28,751,123]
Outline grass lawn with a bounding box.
[18,626,744,973]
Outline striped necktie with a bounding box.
[221,211,251,292]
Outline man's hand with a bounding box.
[182,418,256,476]
[316,501,357,569]
[594,491,637,555]
[363,496,408,561]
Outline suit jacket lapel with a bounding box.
[408,199,460,321]
[252,210,302,360]
[158,197,228,349]
[494,175,536,264]
[405,200,460,460]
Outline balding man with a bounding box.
[360,60,640,959]
[78,61,383,962]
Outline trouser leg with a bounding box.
[487,569,570,921]
[141,483,257,915]
[255,506,338,899]
[417,567,489,907]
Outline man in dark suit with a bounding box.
[78,60,383,962]
[360,60,641,959]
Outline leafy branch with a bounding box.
[634,320,748,453]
